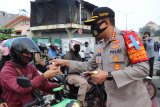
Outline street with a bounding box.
[151,51,160,107]
[151,76,160,107]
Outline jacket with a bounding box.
[68,32,152,107]
[0,61,58,107]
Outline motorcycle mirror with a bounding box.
[17,76,31,88]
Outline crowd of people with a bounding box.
[0,6,158,107]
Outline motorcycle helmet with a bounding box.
[38,42,48,53]
[10,37,40,67]
[69,40,81,53]
[0,38,15,56]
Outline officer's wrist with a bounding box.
[106,72,113,80]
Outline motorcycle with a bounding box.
[50,69,107,107]
[16,76,80,107]
[143,76,157,100]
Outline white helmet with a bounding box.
[69,40,81,52]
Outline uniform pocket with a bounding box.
[108,54,125,71]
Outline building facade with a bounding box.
[30,0,97,46]
[3,16,33,36]
[0,11,18,27]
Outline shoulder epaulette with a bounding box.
[121,30,148,64]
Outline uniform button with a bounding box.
[114,64,120,70]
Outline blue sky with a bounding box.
[0,0,159,32]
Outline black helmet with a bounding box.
[38,42,47,53]
[10,37,40,67]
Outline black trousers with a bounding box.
[149,57,155,77]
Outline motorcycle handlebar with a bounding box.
[23,99,39,107]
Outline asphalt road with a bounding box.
[151,51,160,107]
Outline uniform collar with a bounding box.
[104,31,118,45]
[97,28,121,48]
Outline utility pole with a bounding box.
[79,0,83,25]
[118,11,133,30]
[106,0,111,6]
[79,0,82,25]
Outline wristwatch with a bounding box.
[107,72,113,80]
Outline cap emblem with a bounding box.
[99,13,109,17]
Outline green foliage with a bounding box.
[138,26,160,36]
[139,26,155,35]
[0,28,14,40]
[154,29,160,36]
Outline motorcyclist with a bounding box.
[0,37,60,107]
[63,40,90,107]
[34,42,50,73]
[81,41,93,61]
[0,38,15,107]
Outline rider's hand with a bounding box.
[0,103,8,107]
[43,64,60,79]
[90,69,108,84]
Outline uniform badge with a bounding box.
[112,40,120,49]
[113,55,118,62]
[111,32,116,40]
[114,64,120,70]
[97,48,103,53]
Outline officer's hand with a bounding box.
[90,70,108,84]
[0,103,8,107]
[51,59,70,67]
[43,64,60,79]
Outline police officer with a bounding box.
[53,7,151,107]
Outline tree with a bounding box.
[0,28,14,40]
[139,26,155,35]
[154,29,160,36]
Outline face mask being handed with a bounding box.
[91,21,108,37]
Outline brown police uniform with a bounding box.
[68,30,152,107]
[64,50,90,102]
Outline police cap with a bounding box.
[84,7,115,25]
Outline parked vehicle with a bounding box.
[51,69,107,107]
[143,76,157,100]
[17,76,80,107]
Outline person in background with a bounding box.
[34,43,50,73]
[142,31,155,78]
[52,7,151,107]
[0,37,60,107]
[82,42,93,61]
[0,38,14,107]
[63,40,90,107]
[154,41,159,52]
[48,44,58,59]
